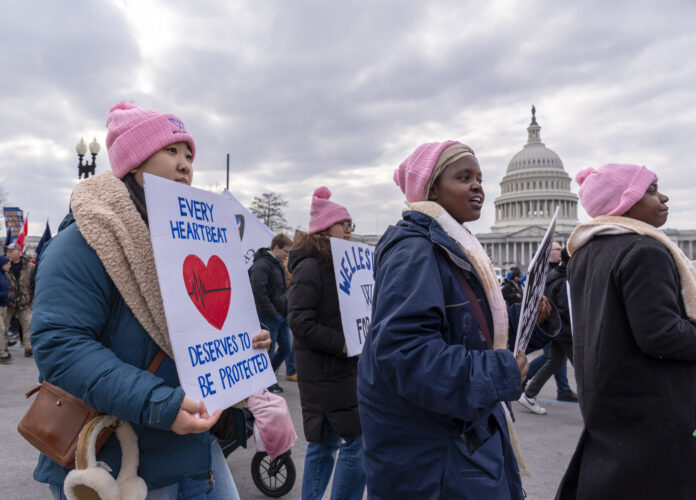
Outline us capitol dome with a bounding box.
[477,106,579,270]
[476,106,696,269]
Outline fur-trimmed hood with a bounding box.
[70,171,173,357]
[568,215,696,320]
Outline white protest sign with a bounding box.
[144,174,276,412]
[513,207,560,353]
[330,238,375,357]
[221,189,274,269]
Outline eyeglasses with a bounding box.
[341,221,356,232]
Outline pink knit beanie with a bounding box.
[308,186,351,234]
[576,163,657,217]
[394,140,461,203]
[105,101,196,179]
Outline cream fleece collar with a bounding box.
[568,215,696,320]
[70,171,173,357]
[407,201,508,350]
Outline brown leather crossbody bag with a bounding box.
[17,350,165,469]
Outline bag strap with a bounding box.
[25,385,41,398]
[42,348,167,467]
[148,349,166,374]
[26,349,166,399]
[448,261,493,350]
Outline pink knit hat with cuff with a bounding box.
[576,163,657,217]
[394,140,461,203]
[308,186,351,234]
[105,101,196,179]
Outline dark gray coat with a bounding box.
[501,279,523,306]
[249,248,287,319]
[557,234,696,499]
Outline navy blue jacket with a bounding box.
[358,211,524,500]
[0,261,8,307]
[31,215,212,489]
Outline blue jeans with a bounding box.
[528,343,570,395]
[261,314,296,376]
[301,419,366,500]
[50,439,239,500]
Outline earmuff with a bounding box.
[64,415,147,500]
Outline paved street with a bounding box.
[1,345,582,499]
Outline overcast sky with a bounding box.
[2,0,695,238]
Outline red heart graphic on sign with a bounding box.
[182,255,231,330]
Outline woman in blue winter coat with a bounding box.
[358,140,528,499]
[31,102,270,499]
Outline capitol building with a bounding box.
[477,107,696,270]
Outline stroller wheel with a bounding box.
[251,450,296,498]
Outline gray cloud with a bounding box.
[1,0,695,239]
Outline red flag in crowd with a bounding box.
[15,215,28,253]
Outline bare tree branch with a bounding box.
[249,192,290,232]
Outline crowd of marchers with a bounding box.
[3,101,694,500]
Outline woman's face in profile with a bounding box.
[429,156,484,224]
[129,141,194,187]
[328,220,353,241]
[622,181,669,228]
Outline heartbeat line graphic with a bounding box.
[187,270,231,308]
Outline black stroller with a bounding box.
[214,407,296,498]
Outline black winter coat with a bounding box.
[557,234,696,499]
[287,247,361,442]
[249,248,287,319]
[501,279,523,306]
[545,263,572,340]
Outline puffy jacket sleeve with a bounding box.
[31,228,183,431]
[619,241,696,360]
[288,258,345,355]
[250,258,279,319]
[368,237,521,422]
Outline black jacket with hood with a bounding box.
[287,245,361,442]
[249,248,288,319]
[501,279,523,306]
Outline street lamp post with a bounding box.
[76,137,100,179]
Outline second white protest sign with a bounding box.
[221,189,274,269]
[330,237,375,357]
